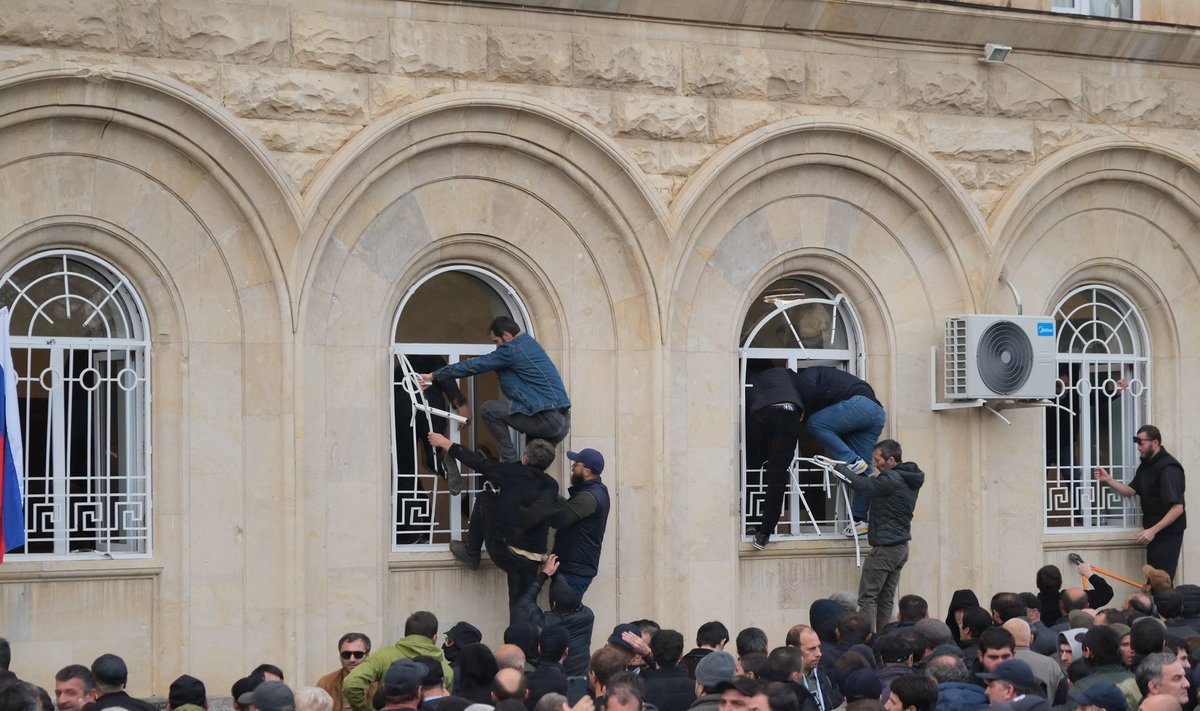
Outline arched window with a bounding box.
[1045,285,1149,530]
[0,250,152,557]
[390,266,531,548]
[739,276,866,541]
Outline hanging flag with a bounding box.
[0,307,26,561]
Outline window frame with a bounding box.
[1050,0,1139,20]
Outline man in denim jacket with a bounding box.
[421,316,571,463]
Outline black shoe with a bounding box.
[444,458,463,496]
[449,540,481,570]
[753,532,769,551]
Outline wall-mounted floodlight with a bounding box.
[983,43,1012,63]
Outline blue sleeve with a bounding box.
[435,347,514,381]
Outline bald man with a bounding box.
[494,645,527,672]
[1004,618,1065,702]
[1138,696,1182,711]
[492,669,528,705]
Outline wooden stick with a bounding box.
[1088,565,1143,589]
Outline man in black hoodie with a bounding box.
[511,554,596,677]
[837,439,924,633]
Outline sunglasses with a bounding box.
[340,651,367,660]
[1132,437,1151,444]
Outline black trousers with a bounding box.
[749,406,804,538]
[1147,530,1184,580]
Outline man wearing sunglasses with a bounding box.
[1094,425,1187,580]
[318,633,372,711]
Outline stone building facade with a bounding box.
[0,0,1198,697]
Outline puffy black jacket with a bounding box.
[511,572,596,676]
[847,461,924,547]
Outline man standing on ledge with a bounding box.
[420,316,570,463]
[550,448,610,601]
[1094,424,1186,580]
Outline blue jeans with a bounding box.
[556,572,593,601]
[807,395,886,521]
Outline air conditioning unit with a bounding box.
[944,315,1057,399]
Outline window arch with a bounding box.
[0,249,152,557]
[739,275,866,541]
[1044,285,1149,531]
[390,266,531,548]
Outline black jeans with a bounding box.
[749,406,804,538]
[1147,530,1184,580]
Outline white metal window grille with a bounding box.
[1051,0,1138,19]
[390,266,531,549]
[0,250,151,557]
[1044,285,1148,531]
[739,277,866,541]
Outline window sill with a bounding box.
[388,550,477,572]
[0,557,162,582]
[1043,531,1143,550]
[740,537,865,560]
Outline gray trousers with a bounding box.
[858,541,909,632]
[480,399,571,461]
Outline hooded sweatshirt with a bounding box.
[344,635,455,711]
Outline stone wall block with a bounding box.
[659,142,717,176]
[544,87,613,131]
[132,58,221,95]
[367,75,455,118]
[1032,121,1111,160]
[223,67,367,123]
[160,1,289,65]
[764,49,806,100]
[989,68,1081,120]
[711,99,778,143]
[683,45,770,99]
[273,151,328,191]
[900,60,986,113]
[118,0,160,56]
[613,95,709,141]
[1167,80,1200,128]
[295,122,362,153]
[571,35,680,92]
[243,119,300,152]
[0,0,119,51]
[975,162,1028,191]
[1083,74,1170,125]
[806,55,899,108]
[920,115,1034,163]
[488,27,572,85]
[391,20,486,78]
[292,12,389,74]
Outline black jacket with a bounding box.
[449,444,559,551]
[552,478,610,579]
[793,367,879,413]
[511,572,596,677]
[88,691,160,711]
[642,666,697,711]
[847,461,924,547]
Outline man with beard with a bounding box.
[550,448,610,601]
[1094,425,1187,580]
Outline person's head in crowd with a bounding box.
[90,654,128,695]
[336,633,371,674]
[1131,617,1167,660]
[715,676,766,711]
[840,669,883,703]
[537,626,569,667]
[0,638,10,674]
[443,622,483,663]
[990,593,1025,624]
[406,611,440,641]
[976,627,1015,673]
[960,607,992,641]
[534,694,567,711]
[762,682,799,711]
[1154,590,1184,621]
[651,630,685,669]
[898,595,929,624]
[1143,565,1173,595]
[697,622,730,651]
[1066,659,1092,684]
[53,665,95,711]
[1083,626,1123,667]
[1001,619,1032,649]
[294,688,333,711]
[830,592,859,612]
[495,701,527,711]
[252,665,284,683]
[739,652,769,680]
[737,628,770,658]
[945,590,980,642]
[762,648,803,684]
[632,620,660,649]
[978,659,1037,707]
[412,655,446,698]
[1164,638,1191,670]
[455,644,498,694]
[1059,629,1086,671]
[1070,682,1128,711]
[1062,587,1090,616]
[546,579,582,613]
[238,681,296,711]
[590,647,633,697]
[1070,610,1097,630]
[495,643,527,671]
[491,668,527,704]
[608,624,641,655]
[1019,593,1043,623]
[884,674,938,711]
[873,635,912,668]
[33,684,54,711]
[1138,696,1183,711]
[169,674,208,711]
[695,652,737,696]
[604,671,646,711]
[231,676,264,711]
[810,599,848,645]
[377,661,423,711]
[896,629,928,666]
[0,681,40,711]
[914,619,952,654]
[831,650,872,691]
[1121,634,1136,668]
[838,612,874,647]
[793,627,822,673]
[1096,609,1127,627]
[1038,566,1063,594]
[1127,594,1155,617]
[504,624,540,666]
[1176,585,1200,620]
[1137,652,1189,704]
[924,654,970,684]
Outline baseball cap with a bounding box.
[382,660,426,699]
[169,675,207,708]
[695,651,737,690]
[238,681,294,711]
[607,623,642,651]
[714,677,761,696]
[445,621,482,646]
[977,659,1036,689]
[1069,683,1127,711]
[91,654,128,687]
[232,676,263,704]
[567,449,604,475]
[841,669,883,702]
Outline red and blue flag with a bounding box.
[0,307,26,562]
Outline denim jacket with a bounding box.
[435,333,570,415]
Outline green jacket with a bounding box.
[343,635,453,711]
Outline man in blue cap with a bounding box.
[1069,683,1128,711]
[550,448,610,600]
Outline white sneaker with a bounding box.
[848,459,869,475]
[842,520,869,537]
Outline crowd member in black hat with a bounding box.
[233,677,265,711]
[375,661,425,711]
[85,654,157,711]
[977,659,1045,711]
[550,448,611,602]
[318,633,373,711]
[239,681,295,711]
[512,554,596,677]
[411,655,450,711]
[840,669,883,711]
[1069,683,1128,711]
[168,675,207,711]
[443,622,482,683]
